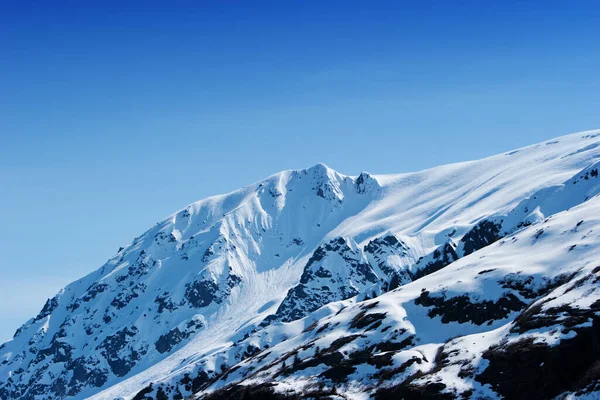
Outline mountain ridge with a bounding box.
[2,129,600,399]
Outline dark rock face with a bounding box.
[255,331,413,390]
[155,328,188,354]
[132,384,155,400]
[500,272,576,301]
[65,356,108,396]
[477,317,600,399]
[414,290,526,325]
[154,319,203,354]
[2,333,110,399]
[125,254,152,280]
[98,326,145,377]
[460,219,503,256]
[111,283,146,309]
[227,274,242,288]
[82,283,109,302]
[413,241,458,280]
[268,220,516,328]
[203,383,302,400]
[371,343,461,400]
[512,284,600,336]
[273,284,335,324]
[350,311,387,330]
[355,171,380,194]
[412,219,504,281]
[33,334,73,365]
[272,237,378,323]
[375,382,454,400]
[364,234,413,290]
[263,233,416,327]
[155,292,178,313]
[185,280,220,308]
[34,297,59,322]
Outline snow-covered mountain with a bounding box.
[2,130,600,400]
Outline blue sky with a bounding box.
[1,1,599,341]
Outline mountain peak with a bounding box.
[303,162,336,177]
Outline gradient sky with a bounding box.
[1,1,600,341]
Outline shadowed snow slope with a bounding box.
[2,130,600,400]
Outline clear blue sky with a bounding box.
[1,1,599,341]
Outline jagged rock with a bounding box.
[184,280,221,308]
[272,237,378,323]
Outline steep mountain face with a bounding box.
[2,130,600,400]
[269,236,379,324]
[266,233,417,325]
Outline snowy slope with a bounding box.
[201,193,600,400]
[1,129,600,400]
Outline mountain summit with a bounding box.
[2,130,600,399]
